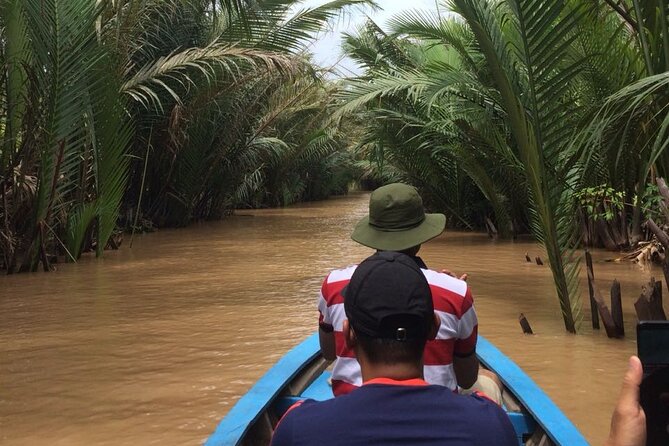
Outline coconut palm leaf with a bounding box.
[449,0,588,331]
[262,0,377,52]
[630,0,669,74]
[1,0,29,169]
[19,0,108,269]
[387,8,481,75]
[580,71,669,183]
[91,56,134,257]
[65,202,98,259]
[122,43,297,110]
[218,0,377,52]
[338,16,524,233]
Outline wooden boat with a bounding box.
[205,334,588,446]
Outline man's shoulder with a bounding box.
[274,386,515,446]
[450,391,513,429]
[461,393,517,442]
[271,399,320,445]
[320,265,358,309]
[420,268,469,297]
[272,394,376,446]
[277,396,344,426]
[420,386,511,428]
[324,264,358,285]
[279,398,319,420]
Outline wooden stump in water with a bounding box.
[535,256,543,266]
[635,277,667,321]
[639,178,669,322]
[485,217,498,238]
[585,250,600,330]
[610,279,624,337]
[519,313,533,334]
[594,287,622,338]
[525,252,531,263]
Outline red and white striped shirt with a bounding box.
[318,260,478,396]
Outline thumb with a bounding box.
[618,356,642,406]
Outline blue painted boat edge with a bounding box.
[477,335,589,446]
[204,334,321,446]
[206,333,589,446]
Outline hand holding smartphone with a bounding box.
[637,321,669,446]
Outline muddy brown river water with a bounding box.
[1,192,663,445]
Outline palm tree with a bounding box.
[118,0,373,225]
[338,0,589,331]
[0,0,133,271]
[577,0,669,244]
[338,19,525,234]
[337,0,668,331]
[0,0,374,272]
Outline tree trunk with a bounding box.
[595,217,618,250]
[657,178,669,222]
[609,209,628,248]
[634,277,667,321]
[610,280,624,337]
[631,197,643,245]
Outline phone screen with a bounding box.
[637,321,669,446]
[638,321,669,376]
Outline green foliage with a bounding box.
[0,0,134,271]
[336,0,669,332]
[0,0,371,271]
[575,185,625,222]
[636,183,666,221]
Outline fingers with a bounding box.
[607,356,646,446]
[618,356,643,408]
[441,269,468,281]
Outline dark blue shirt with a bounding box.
[271,378,518,446]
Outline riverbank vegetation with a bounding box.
[1,0,667,333]
[338,0,668,331]
[0,0,368,272]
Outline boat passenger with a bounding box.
[318,183,492,398]
[273,251,517,446]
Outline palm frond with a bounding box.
[122,43,297,110]
[449,0,589,331]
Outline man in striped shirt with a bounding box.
[318,183,481,397]
[273,252,516,446]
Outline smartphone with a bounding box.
[637,321,669,446]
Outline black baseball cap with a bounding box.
[344,251,434,341]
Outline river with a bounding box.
[0,192,661,445]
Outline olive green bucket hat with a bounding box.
[351,183,446,251]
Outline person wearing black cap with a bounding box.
[318,183,484,398]
[273,252,517,446]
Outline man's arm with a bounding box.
[317,275,337,361]
[453,352,479,389]
[454,287,479,389]
[319,325,336,361]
